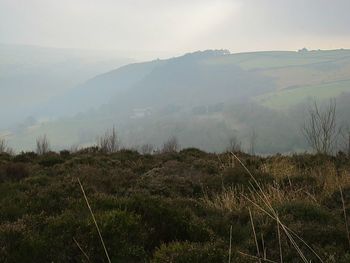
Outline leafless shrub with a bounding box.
[36,135,50,155]
[348,132,350,157]
[249,128,258,155]
[0,138,6,153]
[162,136,179,153]
[302,99,342,155]
[0,138,14,155]
[69,144,80,154]
[97,126,120,153]
[140,143,154,154]
[227,135,241,153]
[338,127,350,156]
[78,146,99,154]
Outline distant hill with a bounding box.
[5,49,350,153]
[55,49,350,114]
[0,44,133,128]
[50,59,161,115]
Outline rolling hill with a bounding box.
[4,49,350,153]
[52,49,350,113]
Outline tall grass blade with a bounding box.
[78,178,112,263]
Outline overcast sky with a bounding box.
[1,0,350,58]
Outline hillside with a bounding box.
[1,149,350,262]
[4,49,350,153]
[65,49,350,112]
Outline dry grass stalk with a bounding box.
[203,182,318,215]
[243,193,323,263]
[339,184,350,250]
[249,208,262,263]
[231,152,322,263]
[78,178,112,263]
[261,157,297,179]
[261,233,267,260]
[276,213,283,263]
[204,153,325,262]
[228,225,232,263]
[73,237,91,262]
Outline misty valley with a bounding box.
[2,1,350,261]
[2,47,350,154]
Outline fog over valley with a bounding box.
[2,48,350,154]
[3,1,350,262]
[1,0,350,154]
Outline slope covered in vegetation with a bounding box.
[1,149,350,262]
[7,49,350,153]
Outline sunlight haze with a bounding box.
[1,0,350,59]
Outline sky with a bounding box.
[1,0,350,59]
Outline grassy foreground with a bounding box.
[1,149,350,262]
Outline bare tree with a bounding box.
[249,128,258,155]
[140,143,154,155]
[0,138,14,155]
[0,138,7,153]
[227,135,242,153]
[162,136,179,153]
[69,144,80,154]
[337,126,350,155]
[97,126,120,153]
[302,99,341,155]
[36,135,50,155]
[348,132,350,157]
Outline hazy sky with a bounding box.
[1,0,350,58]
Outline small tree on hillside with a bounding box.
[97,126,120,153]
[0,138,14,155]
[162,136,179,153]
[348,131,350,157]
[227,135,241,153]
[249,128,258,155]
[36,135,50,155]
[302,99,341,155]
[140,143,154,155]
[0,138,7,153]
[338,127,350,156]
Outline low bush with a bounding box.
[0,163,30,181]
[38,153,64,167]
[221,166,273,189]
[124,196,212,250]
[13,151,37,163]
[0,151,350,262]
[277,201,333,224]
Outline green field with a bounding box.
[206,50,350,70]
[255,79,350,109]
